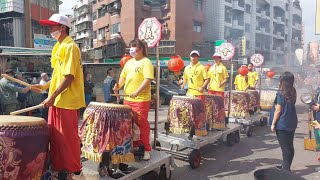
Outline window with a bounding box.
[245,4,251,13]
[98,28,105,37]
[194,0,203,10]
[92,12,97,21]
[245,24,250,32]
[93,31,97,39]
[111,23,121,34]
[98,8,105,18]
[193,21,202,32]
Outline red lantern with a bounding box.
[238,65,249,76]
[205,64,212,71]
[267,71,275,78]
[168,55,184,73]
[120,54,132,68]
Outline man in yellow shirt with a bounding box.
[208,53,229,102]
[247,63,259,89]
[35,14,86,179]
[234,65,249,91]
[182,50,210,100]
[114,39,154,161]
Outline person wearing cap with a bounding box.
[234,65,249,91]
[33,13,86,179]
[247,63,259,90]
[208,53,229,102]
[0,69,30,115]
[182,50,210,102]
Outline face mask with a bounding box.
[51,30,61,40]
[129,47,138,57]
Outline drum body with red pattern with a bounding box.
[225,91,250,118]
[248,90,260,110]
[0,115,48,180]
[80,102,134,165]
[205,94,226,129]
[167,96,207,136]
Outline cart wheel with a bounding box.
[98,163,109,177]
[240,126,246,134]
[152,140,161,148]
[234,131,240,143]
[119,163,129,171]
[189,149,201,169]
[246,126,253,137]
[226,133,235,146]
[142,170,159,180]
[159,165,172,180]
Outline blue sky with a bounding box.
[60,0,317,46]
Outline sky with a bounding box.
[60,0,317,47]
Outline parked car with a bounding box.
[151,80,186,105]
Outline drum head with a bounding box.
[0,115,46,126]
[89,102,131,109]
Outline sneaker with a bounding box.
[143,151,151,161]
[69,171,86,180]
[276,165,282,170]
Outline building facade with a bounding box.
[204,0,302,69]
[91,0,206,61]
[0,0,59,48]
[70,0,93,52]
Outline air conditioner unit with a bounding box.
[97,34,105,41]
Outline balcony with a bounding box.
[232,20,243,29]
[76,14,93,25]
[76,31,94,40]
[275,32,284,39]
[274,16,285,25]
[77,6,90,16]
[232,1,245,11]
[225,0,232,7]
[292,23,301,30]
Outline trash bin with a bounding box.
[254,168,305,180]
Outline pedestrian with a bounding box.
[234,65,249,91]
[35,13,86,179]
[40,73,49,121]
[15,73,28,111]
[84,72,94,106]
[270,71,298,171]
[103,68,119,103]
[207,53,229,102]
[113,39,154,161]
[181,50,210,102]
[0,69,30,115]
[247,63,259,90]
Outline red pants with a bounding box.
[48,106,81,172]
[208,90,225,102]
[124,100,151,151]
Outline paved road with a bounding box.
[80,90,320,180]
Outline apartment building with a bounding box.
[205,0,302,69]
[0,0,59,48]
[70,0,94,52]
[91,0,206,60]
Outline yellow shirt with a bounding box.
[183,62,208,96]
[234,74,248,91]
[49,36,85,109]
[248,71,259,88]
[208,63,229,92]
[120,57,154,102]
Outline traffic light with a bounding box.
[239,36,246,56]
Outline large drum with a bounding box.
[248,90,260,110]
[167,96,206,136]
[0,116,48,180]
[225,91,250,118]
[205,94,226,129]
[260,90,277,110]
[80,102,134,165]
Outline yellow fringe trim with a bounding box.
[195,129,207,136]
[213,123,226,129]
[82,150,135,164]
[170,127,189,134]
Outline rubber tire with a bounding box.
[119,163,129,171]
[142,170,159,180]
[234,131,240,143]
[246,126,253,137]
[226,133,236,146]
[189,149,201,169]
[159,165,172,180]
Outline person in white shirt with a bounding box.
[40,73,49,121]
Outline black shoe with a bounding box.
[276,165,283,170]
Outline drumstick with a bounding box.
[1,74,42,92]
[111,94,129,97]
[10,104,44,115]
